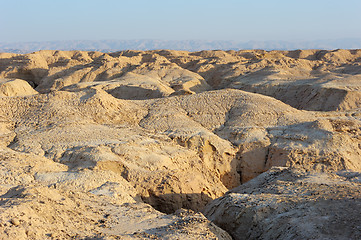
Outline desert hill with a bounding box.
[1,48,361,110]
[0,49,360,239]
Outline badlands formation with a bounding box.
[0,49,360,239]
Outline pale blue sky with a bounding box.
[1,0,361,42]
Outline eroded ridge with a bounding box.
[1,49,361,110]
[0,49,361,239]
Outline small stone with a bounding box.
[11,219,20,226]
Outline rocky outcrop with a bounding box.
[0,149,231,240]
[204,167,361,240]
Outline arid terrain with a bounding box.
[0,49,360,239]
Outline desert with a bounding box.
[0,49,360,239]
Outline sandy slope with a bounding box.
[0,49,360,239]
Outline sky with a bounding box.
[1,0,361,43]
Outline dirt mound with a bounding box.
[0,78,37,97]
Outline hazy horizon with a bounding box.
[1,38,361,53]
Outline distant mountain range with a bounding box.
[1,39,361,53]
